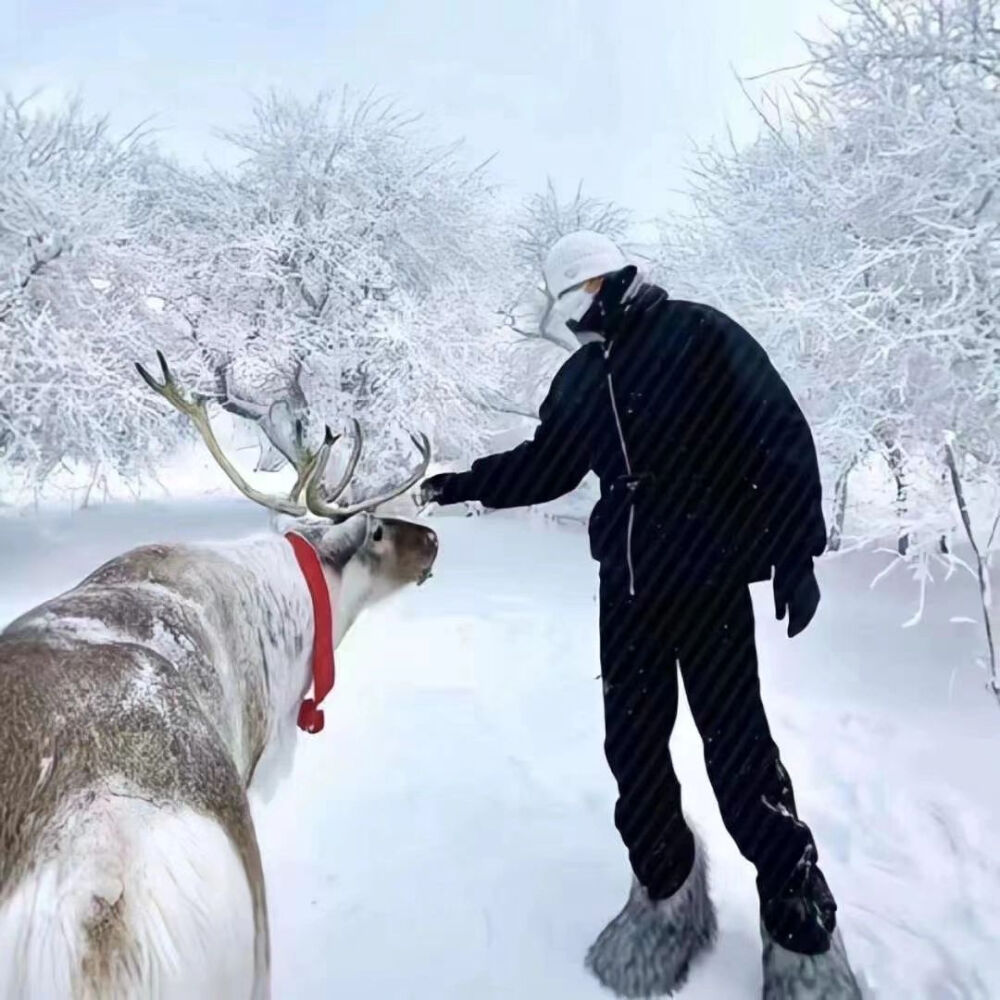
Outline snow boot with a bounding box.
[761,923,862,1000]
[585,839,716,998]
[760,848,862,999]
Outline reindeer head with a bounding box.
[136,353,438,607]
[294,512,438,614]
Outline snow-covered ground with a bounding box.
[2,499,999,998]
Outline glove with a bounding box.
[773,562,820,638]
[417,473,458,507]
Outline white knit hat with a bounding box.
[542,230,628,299]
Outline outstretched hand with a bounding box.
[774,565,821,638]
[417,473,455,507]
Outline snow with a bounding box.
[2,500,999,997]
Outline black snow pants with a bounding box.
[599,563,819,904]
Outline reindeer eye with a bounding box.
[371,524,384,542]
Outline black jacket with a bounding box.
[439,281,827,591]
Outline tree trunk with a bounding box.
[940,468,950,553]
[884,441,909,556]
[827,458,855,552]
[944,438,1000,711]
[81,464,101,509]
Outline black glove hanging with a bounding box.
[773,562,821,638]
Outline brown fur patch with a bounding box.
[362,516,438,586]
[81,887,127,994]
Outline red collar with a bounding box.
[285,532,335,734]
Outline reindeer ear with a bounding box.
[269,511,303,535]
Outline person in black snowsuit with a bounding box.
[420,233,860,998]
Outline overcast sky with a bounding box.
[4,0,837,227]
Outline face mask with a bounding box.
[540,286,597,347]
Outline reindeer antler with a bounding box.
[304,424,431,520]
[138,352,432,522]
[136,351,316,517]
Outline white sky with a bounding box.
[4,0,837,227]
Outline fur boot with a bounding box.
[585,841,716,998]
[761,920,863,1000]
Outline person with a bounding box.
[418,231,862,999]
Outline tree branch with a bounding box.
[458,384,540,422]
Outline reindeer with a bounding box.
[0,354,438,1000]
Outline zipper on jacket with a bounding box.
[604,344,637,597]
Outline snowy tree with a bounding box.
[807,0,1000,550]
[661,0,1000,698]
[442,182,632,521]
[663,0,999,541]
[149,90,511,493]
[503,180,630,347]
[466,180,631,424]
[0,95,187,500]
